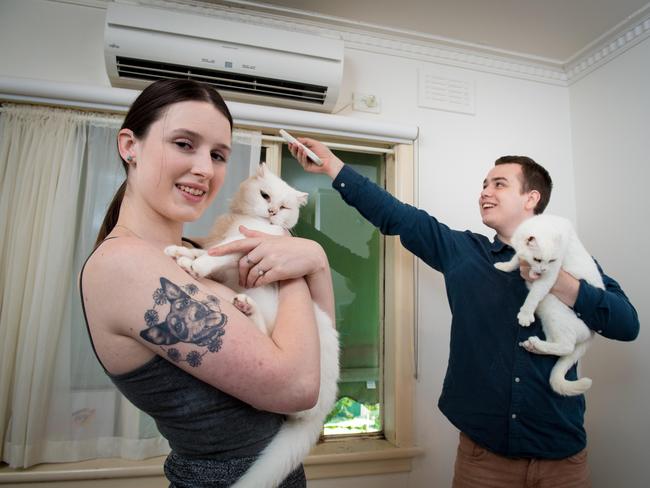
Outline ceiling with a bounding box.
[207,0,650,62]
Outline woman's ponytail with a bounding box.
[94,180,126,250]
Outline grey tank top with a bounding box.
[79,238,284,460]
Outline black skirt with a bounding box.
[165,451,307,488]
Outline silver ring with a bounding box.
[258,269,265,276]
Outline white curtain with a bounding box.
[0,102,262,468]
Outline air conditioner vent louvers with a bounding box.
[116,57,328,105]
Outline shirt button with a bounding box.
[576,312,581,317]
[514,377,521,383]
[340,182,346,188]
[597,330,603,334]
[511,414,517,419]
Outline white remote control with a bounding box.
[279,129,323,166]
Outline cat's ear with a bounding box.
[296,191,309,206]
[256,162,268,178]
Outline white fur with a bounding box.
[494,214,604,396]
[166,163,340,487]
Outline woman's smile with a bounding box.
[176,183,208,202]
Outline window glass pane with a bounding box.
[280,147,383,435]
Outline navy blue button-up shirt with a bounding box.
[333,164,639,459]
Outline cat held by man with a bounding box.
[165,163,340,488]
[494,214,604,396]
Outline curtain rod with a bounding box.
[0,76,419,144]
[262,135,395,154]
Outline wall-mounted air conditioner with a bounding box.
[104,3,344,112]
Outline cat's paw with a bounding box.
[519,336,542,353]
[233,294,268,334]
[494,262,511,272]
[165,245,199,278]
[232,294,258,316]
[164,245,185,258]
[517,309,535,327]
[190,254,232,280]
[190,260,210,279]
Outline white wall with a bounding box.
[0,0,108,84]
[5,1,644,487]
[569,38,650,488]
[335,48,574,488]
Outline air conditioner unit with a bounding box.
[104,3,344,112]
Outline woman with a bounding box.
[79,79,333,487]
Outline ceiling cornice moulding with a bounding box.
[563,12,650,85]
[56,0,650,86]
[138,0,568,85]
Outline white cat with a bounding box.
[494,214,604,396]
[165,163,340,488]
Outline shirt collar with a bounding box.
[490,235,512,254]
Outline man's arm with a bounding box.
[289,137,466,273]
[333,164,423,236]
[541,262,639,341]
[572,265,639,341]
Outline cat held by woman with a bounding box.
[165,163,340,488]
[494,214,604,396]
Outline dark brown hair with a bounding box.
[494,155,552,214]
[95,79,233,248]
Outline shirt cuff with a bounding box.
[332,164,365,197]
[573,279,605,333]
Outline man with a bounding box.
[288,139,639,488]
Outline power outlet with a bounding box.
[352,92,381,113]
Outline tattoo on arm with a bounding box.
[140,277,228,367]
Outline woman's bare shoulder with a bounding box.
[85,236,158,274]
[83,236,236,316]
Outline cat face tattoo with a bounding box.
[140,277,227,367]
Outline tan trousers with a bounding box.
[452,432,592,488]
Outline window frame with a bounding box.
[264,134,421,478]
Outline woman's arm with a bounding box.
[82,237,321,413]
[208,226,335,320]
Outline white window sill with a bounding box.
[306,438,423,479]
[0,439,422,483]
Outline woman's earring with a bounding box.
[126,155,133,163]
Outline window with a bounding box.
[262,135,421,478]
[281,147,383,436]
[0,114,419,482]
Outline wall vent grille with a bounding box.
[418,70,475,115]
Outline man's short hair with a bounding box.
[494,156,553,214]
